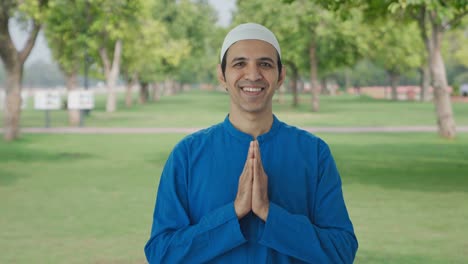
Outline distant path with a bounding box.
[4,126,468,134]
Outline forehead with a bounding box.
[225,39,278,62]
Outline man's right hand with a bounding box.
[234,141,254,219]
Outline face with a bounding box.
[218,39,285,116]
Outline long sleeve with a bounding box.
[144,143,247,263]
[258,141,358,263]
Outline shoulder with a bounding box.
[173,121,224,154]
[278,120,326,145]
[277,120,331,156]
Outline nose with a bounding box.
[244,64,262,81]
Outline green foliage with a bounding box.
[16,0,49,22]
[367,19,423,75]
[120,0,220,84]
[45,0,90,74]
[44,0,145,81]
[235,0,367,82]
[443,18,468,68]
[388,0,467,25]
[121,1,189,83]
[161,0,221,83]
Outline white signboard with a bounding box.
[21,91,28,109]
[68,90,94,110]
[34,90,62,110]
[0,90,28,110]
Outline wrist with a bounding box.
[258,203,270,221]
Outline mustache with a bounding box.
[237,80,268,87]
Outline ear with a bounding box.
[277,66,286,89]
[217,64,228,91]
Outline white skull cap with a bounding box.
[220,23,281,62]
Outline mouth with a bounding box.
[240,86,265,96]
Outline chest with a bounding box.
[186,142,319,222]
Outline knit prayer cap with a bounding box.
[220,23,281,62]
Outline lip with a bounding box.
[240,86,264,96]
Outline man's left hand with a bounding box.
[252,140,270,221]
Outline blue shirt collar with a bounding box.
[223,114,281,143]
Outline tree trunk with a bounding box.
[309,41,320,112]
[321,78,327,95]
[125,73,138,108]
[164,79,175,96]
[99,39,122,113]
[419,64,431,101]
[417,7,432,102]
[389,71,400,101]
[0,11,41,141]
[125,81,133,108]
[65,71,80,126]
[3,65,22,140]
[429,21,456,138]
[152,82,161,102]
[139,82,149,104]
[345,68,352,91]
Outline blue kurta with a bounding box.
[145,115,358,263]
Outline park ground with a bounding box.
[1,90,468,263]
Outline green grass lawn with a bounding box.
[9,89,468,128]
[1,133,467,263]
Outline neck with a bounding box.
[229,109,274,139]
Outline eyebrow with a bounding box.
[231,57,247,64]
[258,57,275,64]
[230,57,276,64]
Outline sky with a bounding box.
[10,0,236,65]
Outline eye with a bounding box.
[233,61,245,68]
[259,62,273,68]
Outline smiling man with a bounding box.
[144,23,358,263]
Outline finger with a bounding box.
[253,141,263,172]
[253,154,257,178]
[249,141,254,159]
[241,141,254,175]
[255,140,262,162]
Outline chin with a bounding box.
[241,105,266,114]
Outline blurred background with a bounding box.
[1,0,467,263]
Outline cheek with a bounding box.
[226,75,240,88]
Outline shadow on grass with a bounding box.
[0,140,95,186]
[0,147,95,163]
[0,168,24,186]
[335,141,468,193]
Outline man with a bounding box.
[145,23,358,263]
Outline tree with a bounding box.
[0,0,48,141]
[86,0,142,113]
[367,19,423,100]
[442,19,468,93]
[45,0,90,125]
[119,0,191,105]
[147,0,217,94]
[169,0,221,85]
[326,0,466,138]
[399,2,466,138]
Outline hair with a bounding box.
[221,49,283,80]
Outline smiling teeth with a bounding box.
[243,87,262,92]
